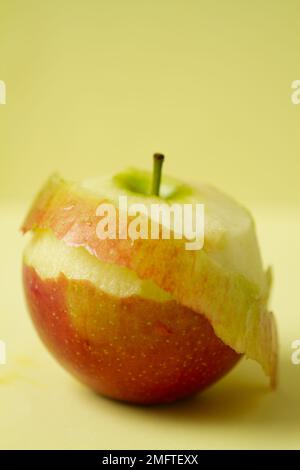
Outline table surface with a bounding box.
[1,202,299,450]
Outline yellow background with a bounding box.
[0,0,300,449]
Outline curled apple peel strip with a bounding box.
[22,174,278,387]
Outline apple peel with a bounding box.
[22,174,278,386]
[23,264,240,403]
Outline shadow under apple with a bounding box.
[77,348,300,434]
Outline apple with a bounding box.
[21,155,277,404]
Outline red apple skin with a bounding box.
[21,175,278,385]
[23,264,240,405]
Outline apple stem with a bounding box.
[151,153,165,196]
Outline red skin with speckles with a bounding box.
[23,265,240,404]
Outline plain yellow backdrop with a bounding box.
[0,0,300,206]
[0,0,300,450]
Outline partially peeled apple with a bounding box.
[21,155,277,404]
